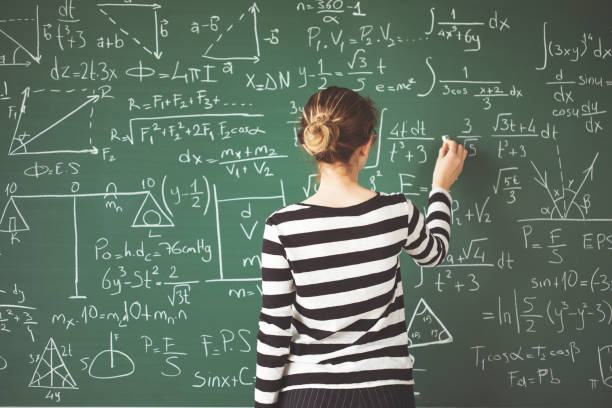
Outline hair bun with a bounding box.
[303,112,337,155]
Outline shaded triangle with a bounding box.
[406,298,453,348]
[132,193,173,227]
[0,197,29,232]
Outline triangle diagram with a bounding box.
[406,298,453,348]
[9,87,99,156]
[0,29,34,66]
[202,2,260,63]
[0,3,40,64]
[97,3,162,59]
[132,193,174,228]
[29,338,78,389]
[0,197,29,232]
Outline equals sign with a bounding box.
[481,312,495,320]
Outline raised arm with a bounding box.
[403,186,452,267]
[403,135,466,266]
[254,220,295,407]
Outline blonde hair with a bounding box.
[298,86,378,164]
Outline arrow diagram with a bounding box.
[9,90,101,156]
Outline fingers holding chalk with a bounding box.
[442,135,457,154]
[439,136,450,158]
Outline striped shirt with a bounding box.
[254,187,453,407]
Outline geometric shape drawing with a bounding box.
[529,150,598,220]
[97,3,163,59]
[202,2,261,63]
[406,298,453,348]
[0,197,30,232]
[28,338,78,389]
[88,332,135,380]
[0,3,41,66]
[131,192,174,228]
[8,87,100,156]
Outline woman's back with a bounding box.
[255,187,452,406]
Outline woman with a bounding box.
[254,86,467,407]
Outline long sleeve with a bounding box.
[403,186,452,267]
[254,219,296,407]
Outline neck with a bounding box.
[316,162,361,194]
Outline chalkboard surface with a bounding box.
[0,0,610,406]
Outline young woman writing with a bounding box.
[254,86,467,407]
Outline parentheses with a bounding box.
[602,300,612,325]
[546,299,554,325]
[203,175,211,216]
[161,174,173,217]
[548,39,553,58]
[590,266,598,294]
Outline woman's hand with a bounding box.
[432,137,467,191]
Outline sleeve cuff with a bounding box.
[429,185,452,203]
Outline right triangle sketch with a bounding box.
[202,2,261,63]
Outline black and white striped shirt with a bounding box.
[254,187,452,407]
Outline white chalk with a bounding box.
[442,135,448,143]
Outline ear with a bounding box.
[358,137,373,156]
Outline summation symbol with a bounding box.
[202,2,261,63]
[29,338,78,389]
[406,298,453,348]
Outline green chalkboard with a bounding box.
[0,0,611,406]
